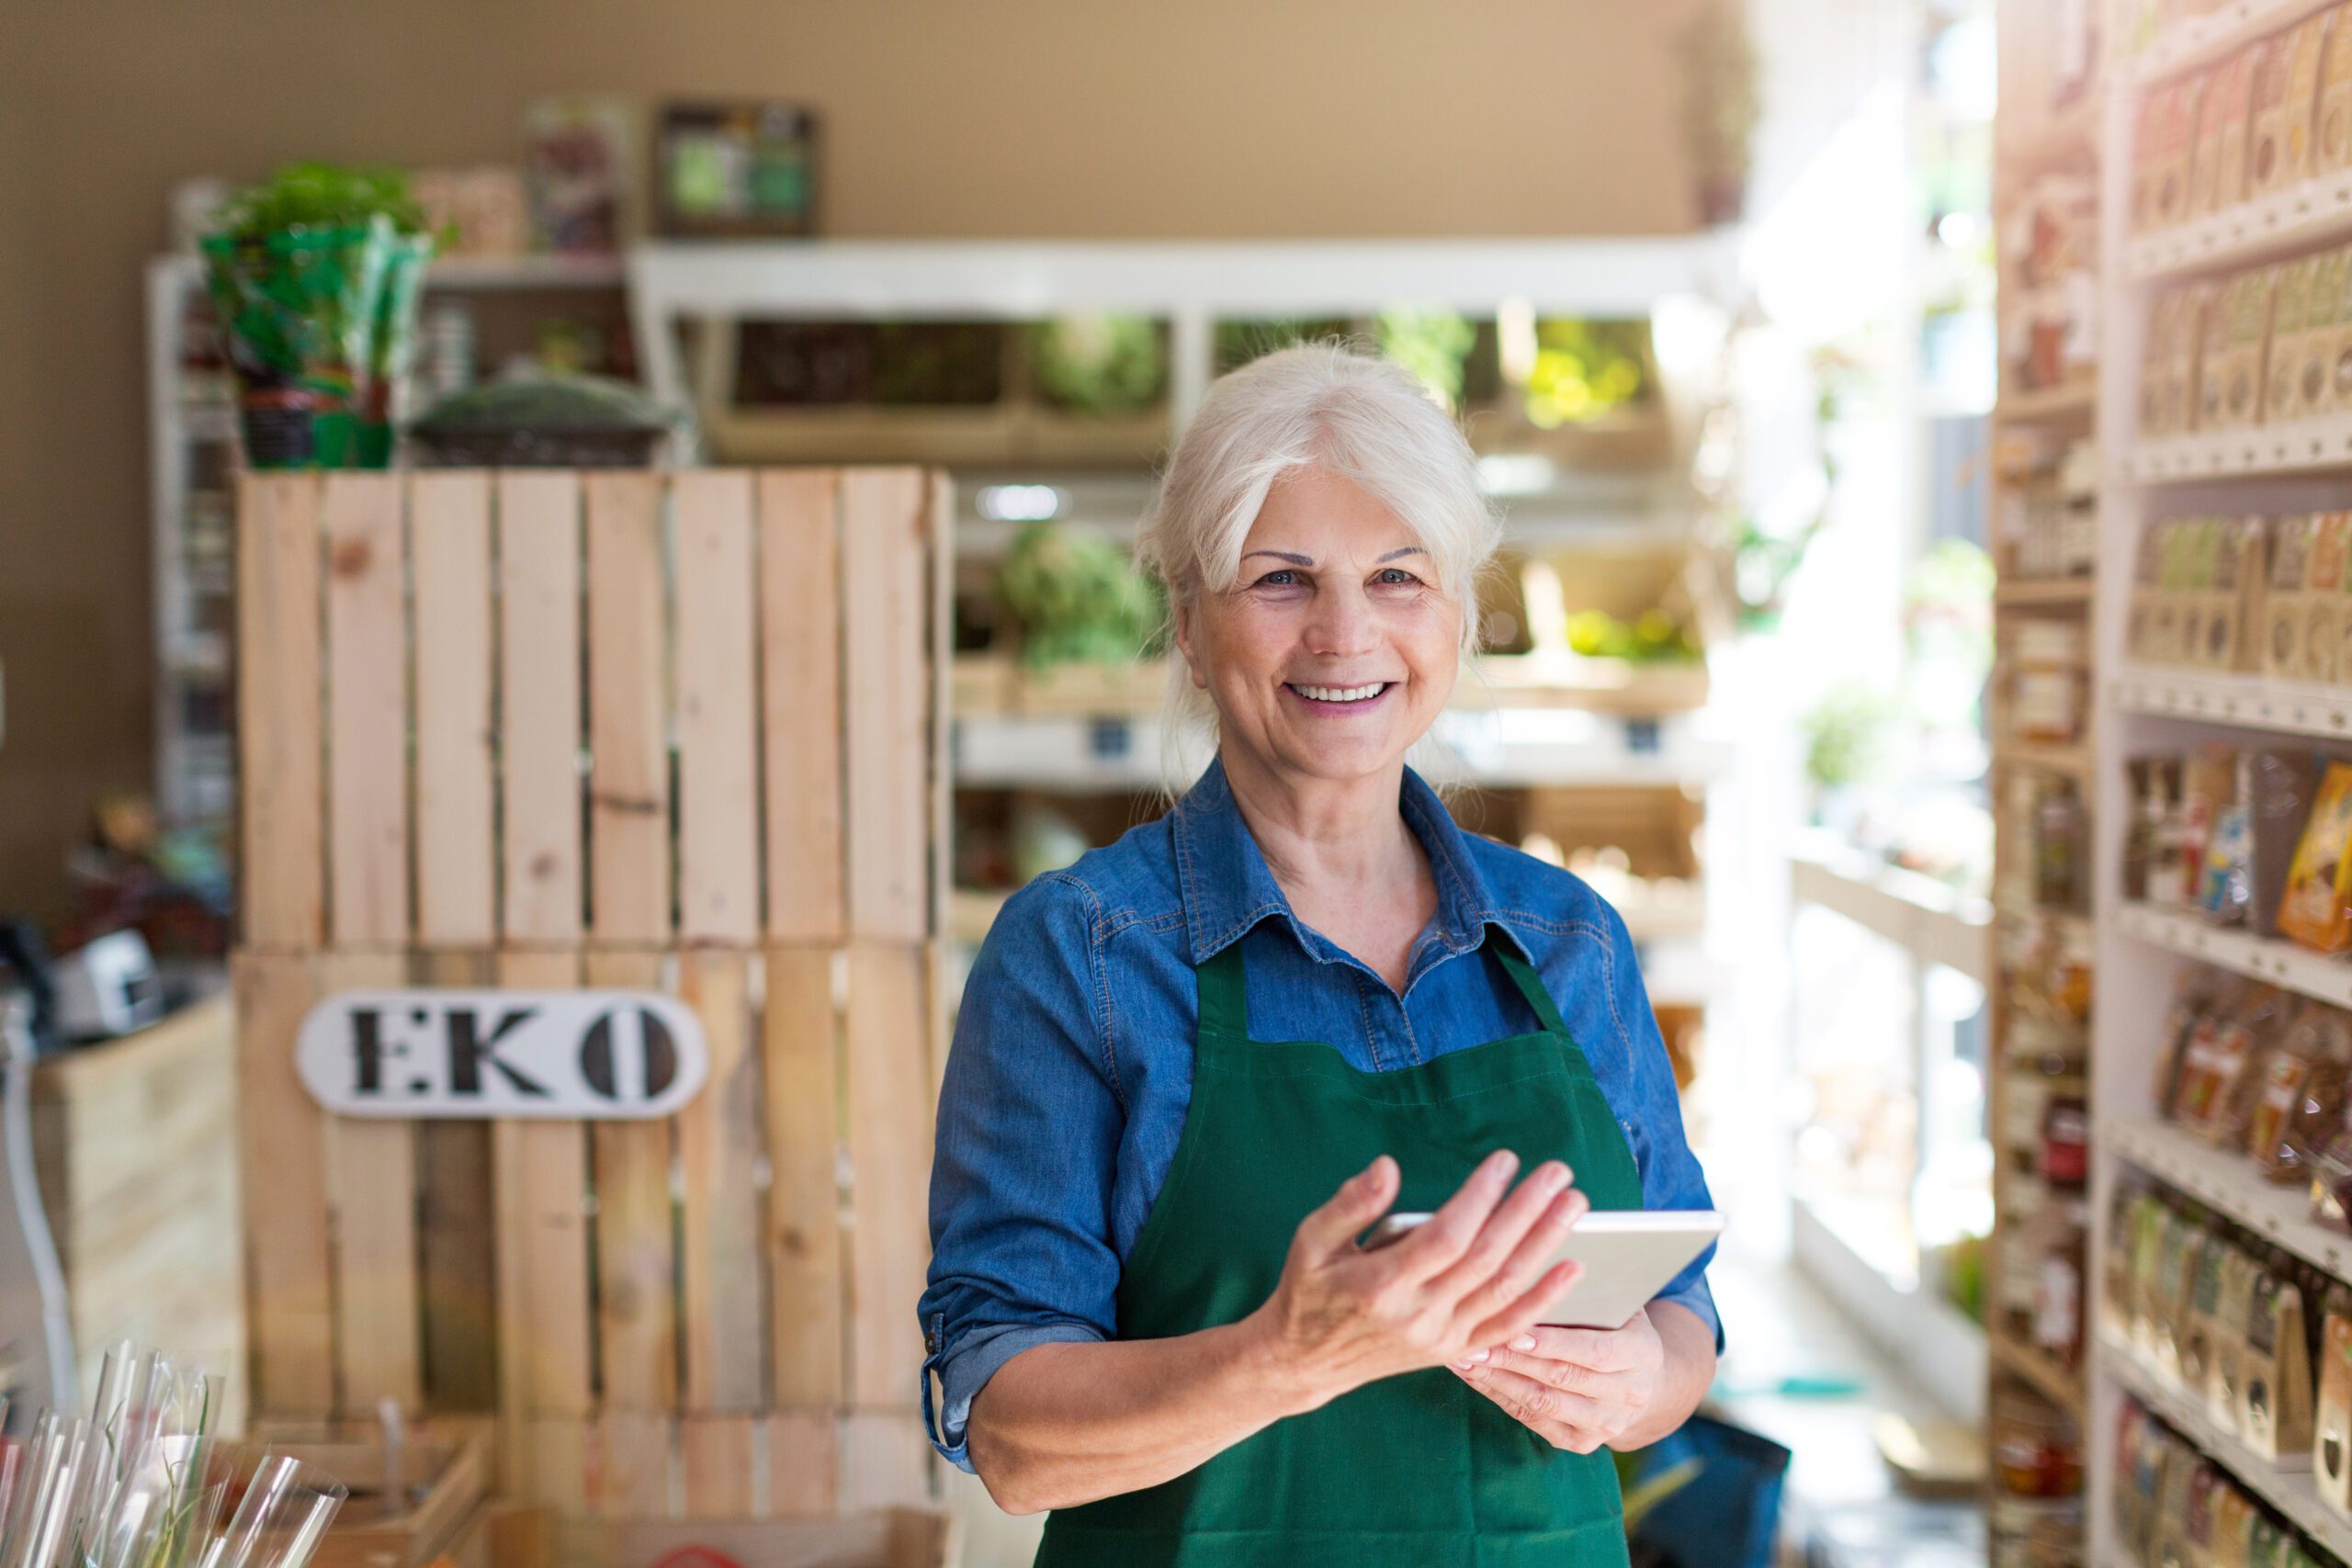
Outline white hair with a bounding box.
[1139,342,1501,771]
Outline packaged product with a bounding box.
[2245,749,2323,938]
[2254,17,2332,197]
[2249,1002,2352,1180]
[2178,517,2218,669]
[2203,44,2259,208]
[2330,246,2352,412]
[2187,1232,2233,1394]
[2212,267,2280,428]
[2278,760,2352,951]
[2181,279,2222,432]
[2154,1213,2211,1381]
[2241,1265,2315,1463]
[2106,1190,2146,1342]
[2132,1198,2175,1358]
[2143,289,2187,438]
[2154,964,2227,1111]
[2321,1308,2352,1513]
[2251,1516,2292,1568]
[2205,513,2267,671]
[2136,77,2189,231]
[2216,986,2294,1150]
[2306,512,2349,681]
[2301,246,2352,421]
[2267,513,2319,680]
[2211,1484,2257,1566]
[2217,1244,2263,1425]
[2328,7,2352,173]
[2272,254,2319,423]
[2181,743,2241,903]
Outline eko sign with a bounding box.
[296,990,710,1119]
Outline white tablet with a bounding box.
[1361,1209,1723,1330]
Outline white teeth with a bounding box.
[1294,682,1387,703]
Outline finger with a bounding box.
[1462,1363,1612,1429]
[1440,1184,1585,1321]
[1524,1325,1622,1371]
[1465,1258,1580,1348]
[1387,1149,1522,1279]
[1452,1367,1611,1453]
[1293,1156,1401,1258]
[1481,1341,1606,1396]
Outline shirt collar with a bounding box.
[1171,754,1507,966]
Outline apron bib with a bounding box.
[1035,930,1645,1568]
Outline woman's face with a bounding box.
[1176,466,1462,787]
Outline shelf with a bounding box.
[2115,899,2352,1010]
[1990,740,2096,777]
[2104,1115,2352,1285]
[1788,836,1993,984]
[1987,1332,2088,1422]
[2123,167,2352,284]
[422,253,627,289]
[1995,576,2095,607]
[1994,380,2098,426]
[2120,413,2352,481]
[2127,0,2341,85]
[2098,1329,2352,1560]
[2112,666,2352,739]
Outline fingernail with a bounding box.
[1492,1149,1520,1175]
[1539,1161,1570,1191]
[1511,1334,1536,1351]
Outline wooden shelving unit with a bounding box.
[1990,1,2103,1554]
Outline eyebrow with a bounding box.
[1240,546,1428,566]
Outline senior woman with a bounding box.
[919,343,1720,1566]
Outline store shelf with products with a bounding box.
[2122,166,2352,283]
[2125,0,2342,85]
[2115,899,2352,1011]
[2100,1332,2352,1560]
[2105,1114,2352,1282]
[2113,667,2352,739]
[1990,1333,2089,1422]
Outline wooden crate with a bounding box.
[30,993,245,1433]
[231,468,950,1522]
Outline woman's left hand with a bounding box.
[1449,1311,1665,1454]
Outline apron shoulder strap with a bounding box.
[1488,932,1573,1040]
[1196,939,1250,1039]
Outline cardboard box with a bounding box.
[2198,46,2258,212]
[2272,254,2319,423]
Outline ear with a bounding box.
[1172,597,1208,690]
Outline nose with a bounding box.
[1304,579,1380,658]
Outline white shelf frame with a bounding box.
[2115,899,2352,1011]
[2111,666,2352,739]
[2120,412,2352,481]
[2122,165,2352,283]
[2105,1115,2352,1281]
[2126,0,2343,85]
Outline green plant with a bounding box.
[1374,304,1476,408]
[1676,0,1761,223]
[1798,681,1899,792]
[998,522,1164,668]
[1030,314,1167,413]
[213,160,434,241]
[1565,608,1702,663]
[1524,319,1651,427]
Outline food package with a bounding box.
[2252,1515,2293,1568]
[2293,12,2338,190]
[2213,267,2280,428]
[2202,45,2260,210]
[2273,255,2320,423]
[2218,987,2294,1150]
[2302,247,2352,423]
[2188,1462,2223,1559]
[2154,963,2227,1110]
[2251,1001,2352,1180]
[2137,79,2185,231]
[2210,513,2268,670]
[2320,1309,2352,1512]
[2252,19,2330,198]
[2212,1483,2258,1565]
[2199,792,2255,919]
[2179,517,2218,666]
[2180,280,2222,432]
[2217,1245,2264,1426]
[2187,1233,2233,1395]
[2241,1266,2315,1463]
[2132,1197,2175,1357]
[2279,760,2352,951]
[2247,749,2324,937]
[2143,288,2188,438]
[2328,248,2352,413]
[2267,513,2319,679]
[2130,518,2168,661]
[2307,513,2350,681]
[2152,518,2194,663]
[2154,1212,2211,1381]
[2107,1190,2146,1343]
[2181,743,2240,901]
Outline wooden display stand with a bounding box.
[231,468,952,1559]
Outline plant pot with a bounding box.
[201,216,394,468]
[356,231,434,468]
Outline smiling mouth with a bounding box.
[1285,681,1394,705]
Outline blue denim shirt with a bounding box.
[919,756,1720,1472]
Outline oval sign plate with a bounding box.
[297,989,709,1120]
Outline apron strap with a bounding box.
[1196,940,1250,1039]
[1488,933,1574,1040]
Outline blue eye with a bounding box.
[1256,570,1299,587]
[1375,568,1420,585]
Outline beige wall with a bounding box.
[0,0,1707,922]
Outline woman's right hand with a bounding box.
[1247,1150,1588,1411]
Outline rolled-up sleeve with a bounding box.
[919,874,1127,1472]
[1600,902,1724,1354]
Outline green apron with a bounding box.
[1035,929,1645,1568]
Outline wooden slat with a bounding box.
[414,950,499,1411]
[840,470,933,942]
[841,1412,933,1510]
[521,1417,590,1516]
[766,1411,841,1518]
[412,472,497,947]
[233,952,333,1414]
[598,1410,673,1518]
[844,944,933,1410]
[492,949,594,1483]
[680,1415,757,1517]
[236,473,324,949]
[497,473,584,945]
[758,470,845,942]
[322,951,422,1413]
[674,470,761,943]
[323,473,412,946]
[585,470,671,945]
[765,946,843,1407]
[584,949,678,1411]
[677,950,765,1412]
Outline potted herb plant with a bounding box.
[201,163,435,468]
